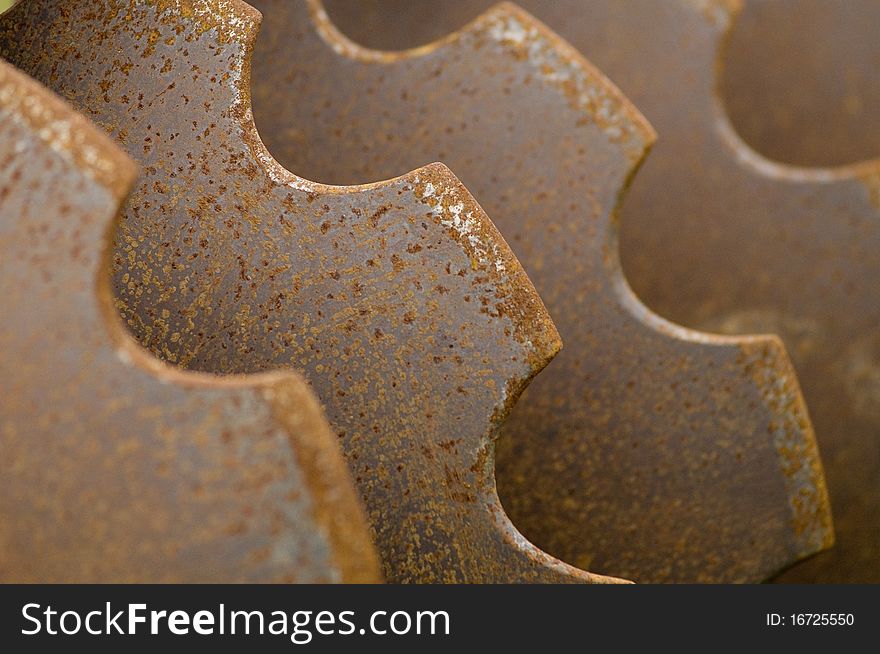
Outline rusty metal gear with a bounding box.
[320,0,879,582]
[0,58,380,583]
[721,0,880,169]
[0,0,626,583]
[251,0,833,582]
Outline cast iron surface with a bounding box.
[321,0,878,582]
[0,0,615,583]
[249,0,831,583]
[0,58,380,583]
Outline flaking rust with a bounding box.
[0,59,380,583]
[254,0,833,582]
[0,0,621,583]
[320,0,880,583]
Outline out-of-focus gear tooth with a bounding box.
[276,0,833,583]
[720,0,880,169]
[0,59,380,583]
[0,0,621,583]
[320,0,880,583]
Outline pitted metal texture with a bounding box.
[321,0,878,582]
[264,0,833,582]
[0,0,616,583]
[0,58,380,583]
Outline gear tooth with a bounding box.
[11,0,879,585]
[319,0,880,583]
[478,0,656,159]
[733,334,833,559]
[0,0,597,584]
[272,0,835,583]
[0,57,379,583]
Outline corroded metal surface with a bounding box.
[321,0,879,582]
[720,0,880,169]
[0,0,617,583]
[0,59,380,583]
[249,0,832,582]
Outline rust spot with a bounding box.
[264,0,832,582]
[0,58,379,583]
